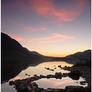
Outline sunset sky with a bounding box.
[2,0,91,56]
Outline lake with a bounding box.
[1,61,87,92]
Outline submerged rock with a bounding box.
[58,65,62,69]
[68,70,82,80]
[45,67,54,71]
[80,81,87,85]
[25,74,30,76]
[9,79,90,92]
[9,64,90,92]
[55,72,62,79]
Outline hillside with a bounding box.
[1,32,44,82]
[52,50,91,64]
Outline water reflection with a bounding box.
[2,61,87,92]
[17,61,73,78]
[1,59,44,83]
[35,77,87,89]
[11,61,87,89]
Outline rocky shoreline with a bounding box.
[10,81,90,92]
[9,64,91,92]
[61,65,91,88]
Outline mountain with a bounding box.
[65,50,91,64]
[52,50,91,64]
[1,32,44,82]
[1,32,91,82]
[1,32,43,56]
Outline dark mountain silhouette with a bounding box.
[1,32,91,82]
[52,50,91,64]
[1,32,44,82]
[65,50,91,64]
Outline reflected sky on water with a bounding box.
[2,61,87,92]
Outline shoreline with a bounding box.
[9,64,91,92]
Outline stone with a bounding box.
[55,72,62,79]
[68,70,82,80]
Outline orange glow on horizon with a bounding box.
[36,61,73,67]
[28,47,90,57]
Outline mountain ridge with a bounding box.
[1,32,91,82]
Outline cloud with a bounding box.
[76,0,86,9]
[20,24,47,32]
[28,33,73,42]
[30,0,87,22]
[23,26,47,32]
[4,0,89,22]
[27,37,51,42]
[53,33,73,39]
[7,19,47,32]
[9,34,23,41]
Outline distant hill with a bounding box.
[65,50,91,64]
[1,32,44,82]
[52,50,91,64]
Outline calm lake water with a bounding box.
[1,61,87,92]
